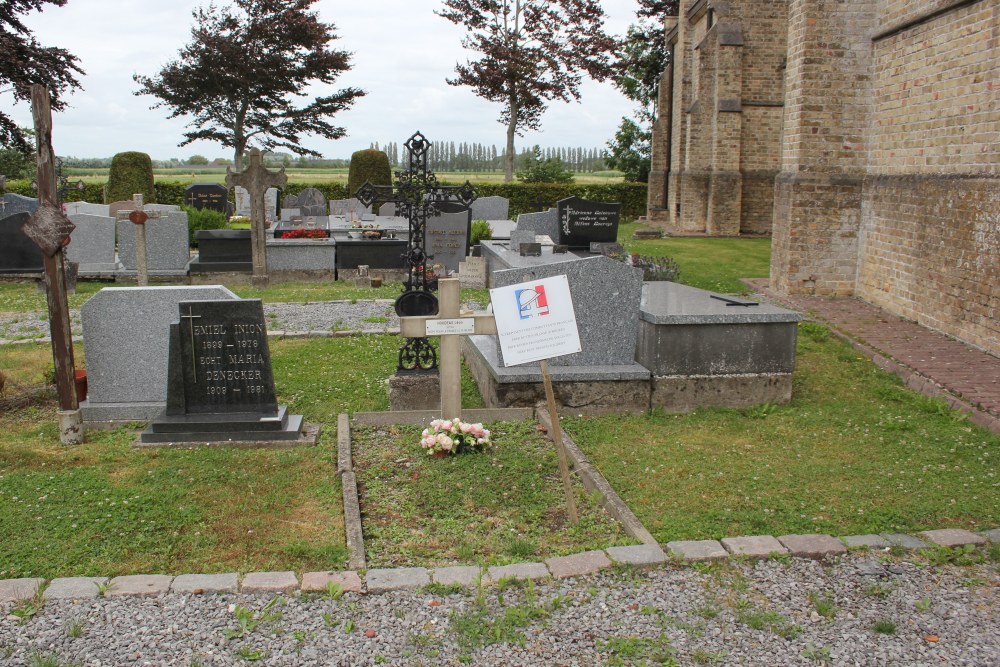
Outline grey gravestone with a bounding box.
[145,203,181,213]
[491,255,643,368]
[471,196,509,221]
[378,202,396,216]
[80,286,240,421]
[329,198,371,218]
[280,208,300,221]
[66,214,119,274]
[235,186,279,221]
[0,212,44,272]
[515,208,560,240]
[486,219,517,240]
[557,196,620,248]
[0,193,39,219]
[64,201,110,217]
[426,201,471,273]
[140,299,303,443]
[285,188,327,216]
[509,230,537,252]
[108,200,135,218]
[184,183,228,212]
[116,212,191,275]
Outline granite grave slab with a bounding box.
[188,229,252,272]
[66,213,120,274]
[184,183,229,212]
[426,200,471,273]
[0,193,39,219]
[514,208,559,241]
[556,196,620,248]
[64,201,110,217]
[285,188,327,216]
[80,286,240,422]
[236,186,279,221]
[470,195,509,221]
[0,212,44,273]
[116,212,191,276]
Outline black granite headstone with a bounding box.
[184,183,229,212]
[425,201,471,273]
[140,299,303,443]
[0,212,45,273]
[556,196,621,249]
[189,229,252,272]
[0,194,40,219]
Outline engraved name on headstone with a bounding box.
[556,196,621,248]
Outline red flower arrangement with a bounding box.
[280,228,329,239]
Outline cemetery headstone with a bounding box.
[285,187,327,216]
[236,186,279,221]
[514,208,560,240]
[0,212,44,272]
[108,200,136,218]
[66,214,119,274]
[557,196,621,248]
[471,195,509,221]
[184,183,229,212]
[64,201,110,217]
[425,201,471,273]
[80,286,241,421]
[116,211,191,275]
[509,230,537,253]
[0,193,40,219]
[139,299,305,444]
[144,203,181,213]
[378,202,396,216]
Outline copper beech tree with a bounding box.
[133,0,364,166]
[0,0,83,153]
[437,0,616,181]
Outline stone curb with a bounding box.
[2,527,994,603]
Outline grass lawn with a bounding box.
[562,322,1000,543]
[352,422,633,568]
[618,222,772,294]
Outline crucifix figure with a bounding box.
[356,131,477,373]
[226,148,288,288]
[179,306,201,381]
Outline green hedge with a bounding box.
[4,180,648,220]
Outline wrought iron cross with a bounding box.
[356,131,478,373]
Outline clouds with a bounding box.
[4,0,641,160]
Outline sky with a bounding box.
[4,0,644,161]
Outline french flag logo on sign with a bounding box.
[515,285,550,320]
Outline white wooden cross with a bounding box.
[398,278,496,419]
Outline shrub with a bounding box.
[515,146,574,183]
[629,254,680,282]
[106,152,155,204]
[346,149,391,199]
[470,219,493,246]
[182,205,228,246]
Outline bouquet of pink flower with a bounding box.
[420,418,491,456]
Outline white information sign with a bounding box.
[426,318,476,335]
[489,274,581,366]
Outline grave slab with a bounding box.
[777,534,847,559]
[881,533,930,549]
[80,286,240,422]
[483,563,550,584]
[545,551,611,579]
[43,577,109,600]
[841,534,891,549]
[301,571,364,594]
[666,540,729,561]
[64,201,110,217]
[514,208,559,240]
[171,573,239,594]
[0,578,45,603]
[431,566,482,588]
[471,195,509,220]
[720,535,788,558]
[918,529,987,548]
[605,544,669,567]
[241,571,299,593]
[426,201,471,273]
[556,196,620,248]
[0,193,39,218]
[0,212,44,273]
[106,575,173,598]
[184,183,229,213]
[116,213,191,276]
[366,568,430,593]
[66,213,119,274]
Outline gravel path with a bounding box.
[0,301,405,341]
[1,554,996,666]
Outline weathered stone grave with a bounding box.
[66,213,120,275]
[284,188,327,216]
[116,212,191,277]
[64,201,110,217]
[139,299,309,445]
[556,196,620,249]
[471,196,509,221]
[0,193,39,218]
[80,286,240,423]
[0,212,44,273]
[184,183,229,212]
[426,201,471,273]
[514,208,560,240]
[235,186,279,221]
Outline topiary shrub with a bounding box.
[347,149,391,198]
[105,152,155,204]
[181,205,229,246]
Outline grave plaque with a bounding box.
[140,298,304,443]
[557,196,621,249]
[236,186,279,220]
[285,188,326,216]
[0,212,44,273]
[425,201,471,273]
[184,183,229,212]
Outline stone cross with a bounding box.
[226,148,288,288]
[120,193,162,287]
[398,278,496,419]
[22,85,81,444]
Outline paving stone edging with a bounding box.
[1,528,994,605]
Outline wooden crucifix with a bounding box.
[226,148,287,288]
[20,85,82,444]
[398,278,496,419]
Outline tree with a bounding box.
[605,0,677,182]
[437,0,616,182]
[0,0,84,153]
[187,154,209,165]
[133,0,365,166]
[515,145,573,183]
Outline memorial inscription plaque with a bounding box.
[556,196,621,249]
